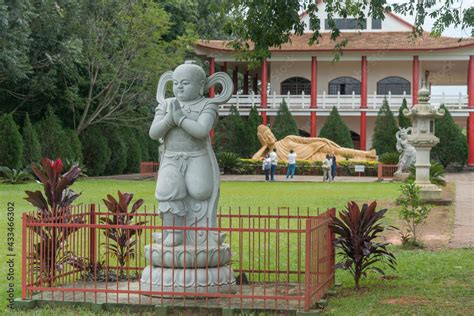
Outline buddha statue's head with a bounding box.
[257,124,277,147]
[172,61,206,102]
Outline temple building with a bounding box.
[194,5,474,166]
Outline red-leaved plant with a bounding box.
[100,191,145,278]
[330,201,397,290]
[24,158,83,286]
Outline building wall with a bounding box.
[270,60,413,96]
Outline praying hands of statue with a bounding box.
[171,99,186,126]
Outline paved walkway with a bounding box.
[91,173,379,183]
[446,172,474,248]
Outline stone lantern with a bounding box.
[403,83,445,200]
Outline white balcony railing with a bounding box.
[220,91,469,111]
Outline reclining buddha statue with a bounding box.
[252,125,377,162]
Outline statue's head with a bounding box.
[172,61,206,102]
[257,124,277,146]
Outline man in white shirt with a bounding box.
[269,148,278,181]
[286,150,297,179]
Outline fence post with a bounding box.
[89,204,96,265]
[304,219,312,311]
[329,208,336,285]
[377,163,383,180]
[22,213,27,300]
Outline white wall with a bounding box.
[270,60,413,95]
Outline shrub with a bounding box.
[100,191,145,278]
[24,158,82,286]
[379,152,400,165]
[122,127,142,173]
[398,98,411,128]
[330,201,397,290]
[272,99,299,140]
[431,105,468,167]
[64,129,83,163]
[319,107,353,148]
[81,125,111,176]
[407,161,446,187]
[372,98,398,155]
[217,152,245,174]
[22,113,41,166]
[104,126,127,175]
[0,166,32,184]
[398,182,432,247]
[214,106,247,156]
[35,106,72,161]
[0,113,24,169]
[135,129,150,162]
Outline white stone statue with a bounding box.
[142,61,235,293]
[395,127,416,175]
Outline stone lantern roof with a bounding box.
[403,83,445,119]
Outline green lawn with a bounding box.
[1,179,470,315]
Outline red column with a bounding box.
[412,56,419,105]
[233,66,238,94]
[360,56,368,150]
[243,71,249,95]
[467,56,474,166]
[310,56,318,137]
[261,59,268,125]
[253,74,258,94]
[209,57,215,141]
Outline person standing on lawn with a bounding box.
[322,154,332,182]
[262,153,272,182]
[269,148,278,181]
[286,149,297,179]
[331,153,337,181]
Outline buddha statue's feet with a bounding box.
[163,232,183,246]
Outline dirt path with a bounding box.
[447,172,474,248]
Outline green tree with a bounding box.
[432,105,468,167]
[272,99,299,140]
[0,113,24,169]
[372,98,398,155]
[135,129,150,162]
[214,106,244,155]
[121,128,142,173]
[221,1,472,64]
[104,126,127,175]
[247,105,262,154]
[22,113,41,165]
[35,107,72,161]
[319,107,353,148]
[81,125,111,176]
[398,98,411,128]
[64,129,83,163]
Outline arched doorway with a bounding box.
[377,76,411,95]
[328,77,361,95]
[281,77,311,95]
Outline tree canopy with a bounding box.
[372,98,398,155]
[272,100,299,140]
[319,107,353,148]
[221,0,473,64]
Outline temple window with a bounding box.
[377,76,411,95]
[328,77,361,95]
[325,18,367,30]
[372,18,382,29]
[281,77,311,95]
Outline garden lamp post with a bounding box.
[403,83,445,200]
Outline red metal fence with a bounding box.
[377,164,398,179]
[22,205,334,312]
[139,162,160,178]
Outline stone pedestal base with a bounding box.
[393,172,409,182]
[418,182,442,202]
[140,264,236,294]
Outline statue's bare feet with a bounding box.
[163,232,183,247]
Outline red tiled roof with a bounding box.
[195,32,474,53]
